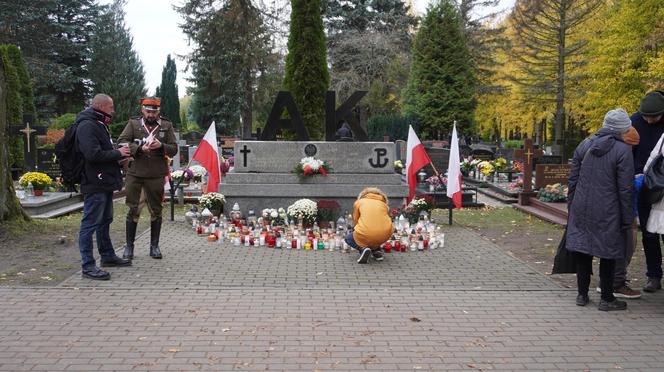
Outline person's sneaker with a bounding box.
[372,249,384,261]
[81,267,110,281]
[357,248,371,264]
[576,294,589,306]
[613,285,642,299]
[100,256,132,267]
[598,299,627,311]
[643,277,662,293]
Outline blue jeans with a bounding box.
[78,192,116,270]
[345,232,360,250]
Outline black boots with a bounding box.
[122,219,138,259]
[149,218,163,259]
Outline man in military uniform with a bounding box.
[119,97,177,259]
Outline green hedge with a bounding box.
[50,113,77,129]
[367,114,419,141]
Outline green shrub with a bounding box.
[502,140,523,149]
[367,114,418,141]
[50,113,77,129]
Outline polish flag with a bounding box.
[193,122,221,193]
[406,126,432,203]
[446,122,462,209]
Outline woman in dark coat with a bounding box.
[567,109,634,311]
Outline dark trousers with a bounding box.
[575,251,616,302]
[638,194,664,279]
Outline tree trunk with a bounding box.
[242,66,253,140]
[0,60,29,222]
[553,1,567,156]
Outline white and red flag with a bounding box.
[406,125,432,203]
[192,121,221,193]
[446,122,462,209]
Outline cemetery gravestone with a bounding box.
[36,148,60,178]
[184,131,203,146]
[470,144,495,161]
[395,140,406,161]
[11,115,47,171]
[535,164,571,189]
[535,155,563,165]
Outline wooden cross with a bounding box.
[514,138,543,193]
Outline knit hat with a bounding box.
[603,109,632,133]
[639,91,664,116]
[622,126,640,146]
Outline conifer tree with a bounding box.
[88,0,146,124]
[403,0,476,138]
[0,45,32,221]
[156,55,180,127]
[283,0,330,139]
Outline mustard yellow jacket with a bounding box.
[352,189,393,248]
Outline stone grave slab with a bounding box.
[535,164,571,189]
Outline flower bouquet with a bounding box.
[426,175,446,191]
[199,192,225,216]
[394,160,404,174]
[19,172,53,195]
[294,157,331,178]
[262,207,287,226]
[400,195,435,223]
[511,160,524,173]
[492,157,508,172]
[287,198,318,227]
[477,161,494,178]
[317,199,341,225]
[171,168,194,183]
[537,183,568,202]
[460,158,474,175]
[189,165,207,182]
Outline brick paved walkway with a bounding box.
[2,219,664,371]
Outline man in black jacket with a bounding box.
[76,94,132,280]
[632,91,664,293]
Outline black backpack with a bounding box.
[55,120,84,192]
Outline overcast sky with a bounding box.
[113,0,515,98]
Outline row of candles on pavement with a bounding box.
[189,210,444,252]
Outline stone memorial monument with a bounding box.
[221,141,408,213]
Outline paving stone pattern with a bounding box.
[2,220,664,371]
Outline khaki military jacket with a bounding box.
[118,116,178,178]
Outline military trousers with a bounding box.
[125,174,164,222]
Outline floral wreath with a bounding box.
[294,157,331,177]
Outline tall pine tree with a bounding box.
[403,0,476,138]
[156,55,180,127]
[0,0,101,117]
[284,0,330,139]
[88,0,146,125]
[178,0,274,137]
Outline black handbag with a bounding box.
[551,227,577,274]
[644,139,664,205]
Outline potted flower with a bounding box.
[198,192,226,217]
[261,207,286,226]
[19,172,53,196]
[425,175,446,192]
[189,165,207,183]
[477,161,494,181]
[171,168,194,185]
[394,160,404,174]
[317,199,341,227]
[537,183,568,202]
[287,198,318,227]
[460,158,474,176]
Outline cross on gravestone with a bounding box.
[514,138,544,204]
[240,144,251,167]
[10,115,47,171]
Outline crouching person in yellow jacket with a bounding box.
[345,187,393,264]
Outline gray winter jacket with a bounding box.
[566,128,634,259]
